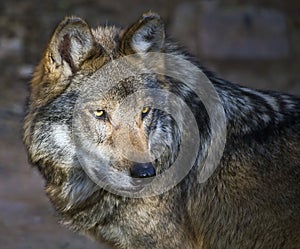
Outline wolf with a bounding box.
[23,12,300,249]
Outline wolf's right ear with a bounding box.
[121,12,165,55]
[44,17,96,77]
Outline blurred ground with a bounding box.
[0,0,299,248]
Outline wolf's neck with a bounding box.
[211,77,298,136]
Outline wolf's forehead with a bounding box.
[79,77,143,108]
[92,26,122,54]
[99,80,148,104]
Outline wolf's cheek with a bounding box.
[78,114,108,145]
[50,123,77,166]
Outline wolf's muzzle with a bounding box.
[130,162,156,178]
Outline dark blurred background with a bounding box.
[0,1,299,248]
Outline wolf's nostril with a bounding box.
[130,162,156,178]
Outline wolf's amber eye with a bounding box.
[141,106,151,119]
[93,109,106,119]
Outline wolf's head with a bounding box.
[24,13,184,194]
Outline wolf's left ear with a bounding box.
[121,12,165,54]
[45,16,96,77]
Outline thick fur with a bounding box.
[23,13,300,249]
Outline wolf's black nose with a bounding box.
[130,162,156,178]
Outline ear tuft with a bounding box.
[140,12,162,23]
[122,12,165,54]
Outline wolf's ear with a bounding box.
[121,12,165,54]
[45,16,95,77]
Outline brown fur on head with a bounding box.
[24,11,177,193]
[29,13,165,107]
[24,13,167,148]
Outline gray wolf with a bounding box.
[23,12,300,248]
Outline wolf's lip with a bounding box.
[130,162,156,178]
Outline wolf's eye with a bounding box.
[93,109,106,119]
[141,106,151,119]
